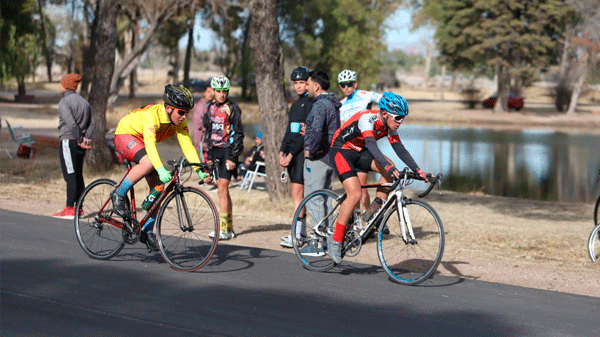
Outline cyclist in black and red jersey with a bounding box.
[327,92,430,263]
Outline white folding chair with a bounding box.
[239,161,267,193]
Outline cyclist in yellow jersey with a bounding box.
[112,85,211,251]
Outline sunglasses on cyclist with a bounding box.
[172,108,189,116]
[339,82,354,88]
[390,114,404,123]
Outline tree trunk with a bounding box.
[80,0,100,98]
[37,0,52,82]
[556,25,574,112]
[240,16,252,100]
[494,64,510,113]
[183,6,196,88]
[423,55,431,90]
[17,81,26,97]
[439,65,446,102]
[168,47,180,84]
[87,0,119,172]
[566,58,591,115]
[249,0,289,202]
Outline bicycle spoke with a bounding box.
[378,199,444,285]
[157,188,218,271]
[292,189,341,272]
[74,179,125,260]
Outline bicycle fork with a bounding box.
[395,192,417,245]
[174,187,194,232]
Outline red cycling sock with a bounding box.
[332,222,347,242]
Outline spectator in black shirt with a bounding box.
[279,66,313,248]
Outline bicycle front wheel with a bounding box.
[594,196,600,227]
[157,187,219,272]
[588,224,600,262]
[292,189,342,272]
[377,199,444,285]
[74,178,125,260]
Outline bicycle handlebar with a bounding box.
[384,168,442,198]
[166,157,218,184]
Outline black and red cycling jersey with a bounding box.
[202,99,244,162]
[331,110,400,150]
[330,110,419,174]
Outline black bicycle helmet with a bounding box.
[163,84,195,110]
[291,66,310,81]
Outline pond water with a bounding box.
[246,123,600,203]
[381,125,600,203]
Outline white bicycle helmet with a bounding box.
[338,69,357,83]
[211,76,231,91]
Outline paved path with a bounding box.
[1,209,598,336]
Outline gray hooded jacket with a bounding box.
[58,90,95,143]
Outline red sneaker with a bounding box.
[51,206,77,219]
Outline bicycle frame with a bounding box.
[344,171,441,254]
[95,162,178,234]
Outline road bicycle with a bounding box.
[74,156,220,272]
[291,169,444,285]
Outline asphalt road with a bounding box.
[1,209,598,336]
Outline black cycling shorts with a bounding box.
[286,152,304,184]
[330,147,374,182]
[210,147,237,181]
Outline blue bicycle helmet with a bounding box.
[378,92,409,116]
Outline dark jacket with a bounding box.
[304,92,341,164]
[203,99,244,162]
[280,92,312,156]
[58,90,95,142]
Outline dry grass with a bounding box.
[2,81,600,297]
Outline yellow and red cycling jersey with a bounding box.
[115,103,200,170]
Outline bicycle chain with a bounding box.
[122,215,141,244]
[343,229,362,257]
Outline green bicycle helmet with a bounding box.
[211,76,231,91]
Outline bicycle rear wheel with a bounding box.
[292,189,342,272]
[74,178,125,260]
[588,224,600,262]
[156,187,219,272]
[377,199,444,285]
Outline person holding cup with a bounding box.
[279,66,313,248]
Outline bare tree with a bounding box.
[107,0,192,104]
[566,37,600,115]
[86,0,119,172]
[248,0,289,201]
[565,0,600,115]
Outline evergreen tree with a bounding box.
[426,0,575,112]
[278,0,401,89]
[0,0,40,98]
